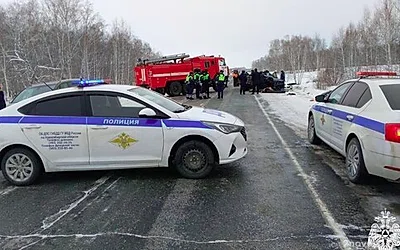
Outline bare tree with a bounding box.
[252,0,400,88]
[0,0,159,97]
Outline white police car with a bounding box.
[0,79,247,186]
[308,71,400,183]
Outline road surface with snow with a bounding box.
[0,83,395,249]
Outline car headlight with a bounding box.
[202,121,242,134]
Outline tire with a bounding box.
[173,141,215,179]
[307,114,322,145]
[346,138,369,184]
[168,81,182,96]
[1,147,43,186]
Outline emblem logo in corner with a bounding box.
[368,209,400,250]
[110,133,138,149]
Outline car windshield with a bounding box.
[11,84,56,104]
[128,87,189,113]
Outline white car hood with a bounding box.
[177,106,242,125]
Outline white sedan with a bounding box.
[308,71,400,184]
[0,80,247,186]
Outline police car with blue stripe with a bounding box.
[0,79,247,185]
[308,71,400,183]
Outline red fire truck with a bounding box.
[134,53,229,96]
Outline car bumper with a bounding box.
[365,139,400,181]
[214,128,248,165]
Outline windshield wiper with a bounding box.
[173,109,186,113]
[182,104,192,109]
[173,103,192,113]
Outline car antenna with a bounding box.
[42,80,54,91]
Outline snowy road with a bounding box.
[0,85,396,249]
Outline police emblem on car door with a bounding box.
[86,92,163,167]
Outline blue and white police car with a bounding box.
[308,71,400,184]
[0,79,247,186]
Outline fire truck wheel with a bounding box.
[169,81,182,96]
[173,141,215,179]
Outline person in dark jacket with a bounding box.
[251,68,261,94]
[280,70,285,82]
[0,83,6,110]
[239,70,247,95]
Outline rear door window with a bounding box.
[341,82,369,108]
[380,84,400,110]
[32,95,83,116]
[356,88,372,108]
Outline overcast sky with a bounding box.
[1,0,379,68]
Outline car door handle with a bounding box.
[326,110,333,114]
[22,125,41,129]
[346,115,354,121]
[91,126,108,130]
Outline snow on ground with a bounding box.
[260,71,334,137]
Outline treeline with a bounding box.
[0,0,160,97]
[252,0,400,87]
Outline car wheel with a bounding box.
[173,141,215,179]
[346,138,369,184]
[308,114,321,145]
[1,147,43,186]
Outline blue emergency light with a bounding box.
[71,78,111,87]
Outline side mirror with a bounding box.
[138,108,157,117]
[315,94,326,102]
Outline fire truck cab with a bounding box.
[134,53,229,96]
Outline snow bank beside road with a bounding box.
[260,71,330,136]
[260,92,316,136]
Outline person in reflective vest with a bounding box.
[216,70,225,99]
[201,70,210,99]
[193,69,202,99]
[185,72,194,100]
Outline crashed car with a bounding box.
[244,73,285,93]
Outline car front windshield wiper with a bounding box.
[173,109,186,113]
[173,104,192,113]
[182,104,192,109]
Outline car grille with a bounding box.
[240,127,247,141]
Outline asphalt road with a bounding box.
[0,85,396,249]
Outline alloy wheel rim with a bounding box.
[5,153,33,182]
[308,118,315,141]
[346,144,360,179]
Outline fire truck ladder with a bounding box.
[142,53,190,64]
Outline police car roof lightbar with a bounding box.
[72,79,111,87]
[356,71,397,77]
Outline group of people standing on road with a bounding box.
[185,69,227,100]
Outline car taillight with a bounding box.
[385,123,400,143]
